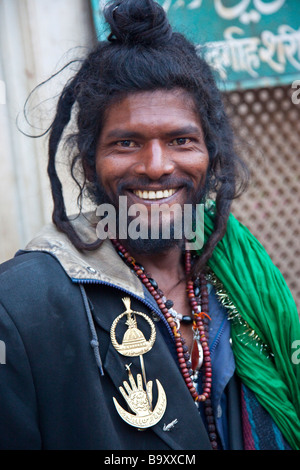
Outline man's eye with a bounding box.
[170,137,192,146]
[116,140,136,148]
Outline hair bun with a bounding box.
[104,0,173,46]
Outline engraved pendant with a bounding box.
[110,297,167,429]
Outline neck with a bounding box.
[121,241,186,288]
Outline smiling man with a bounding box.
[0,0,299,451]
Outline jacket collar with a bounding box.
[24,212,144,299]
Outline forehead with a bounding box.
[101,89,202,136]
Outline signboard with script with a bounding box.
[90,0,300,91]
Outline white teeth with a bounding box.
[133,189,176,200]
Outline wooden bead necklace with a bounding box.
[111,239,218,449]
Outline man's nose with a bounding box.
[134,140,175,180]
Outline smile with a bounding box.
[132,189,177,200]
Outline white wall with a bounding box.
[0,0,95,263]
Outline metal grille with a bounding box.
[223,85,300,311]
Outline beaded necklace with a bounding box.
[111,239,218,449]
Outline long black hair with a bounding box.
[43,0,249,276]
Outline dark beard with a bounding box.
[122,222,186,255]
[92,175,208,255]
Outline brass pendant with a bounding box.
[110,297,167,429]
[110,297,156,357]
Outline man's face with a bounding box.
[95,89,209,253]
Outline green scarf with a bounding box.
[202,203,300,450]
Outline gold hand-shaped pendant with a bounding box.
[113,365,167,429]
[110,298,167,429]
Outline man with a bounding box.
[0,0,299,450]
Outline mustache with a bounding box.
[117,176,194,194]
[92,174,209,206]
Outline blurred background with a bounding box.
[0,0,299,310]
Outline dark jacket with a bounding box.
[0,216,240,450]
